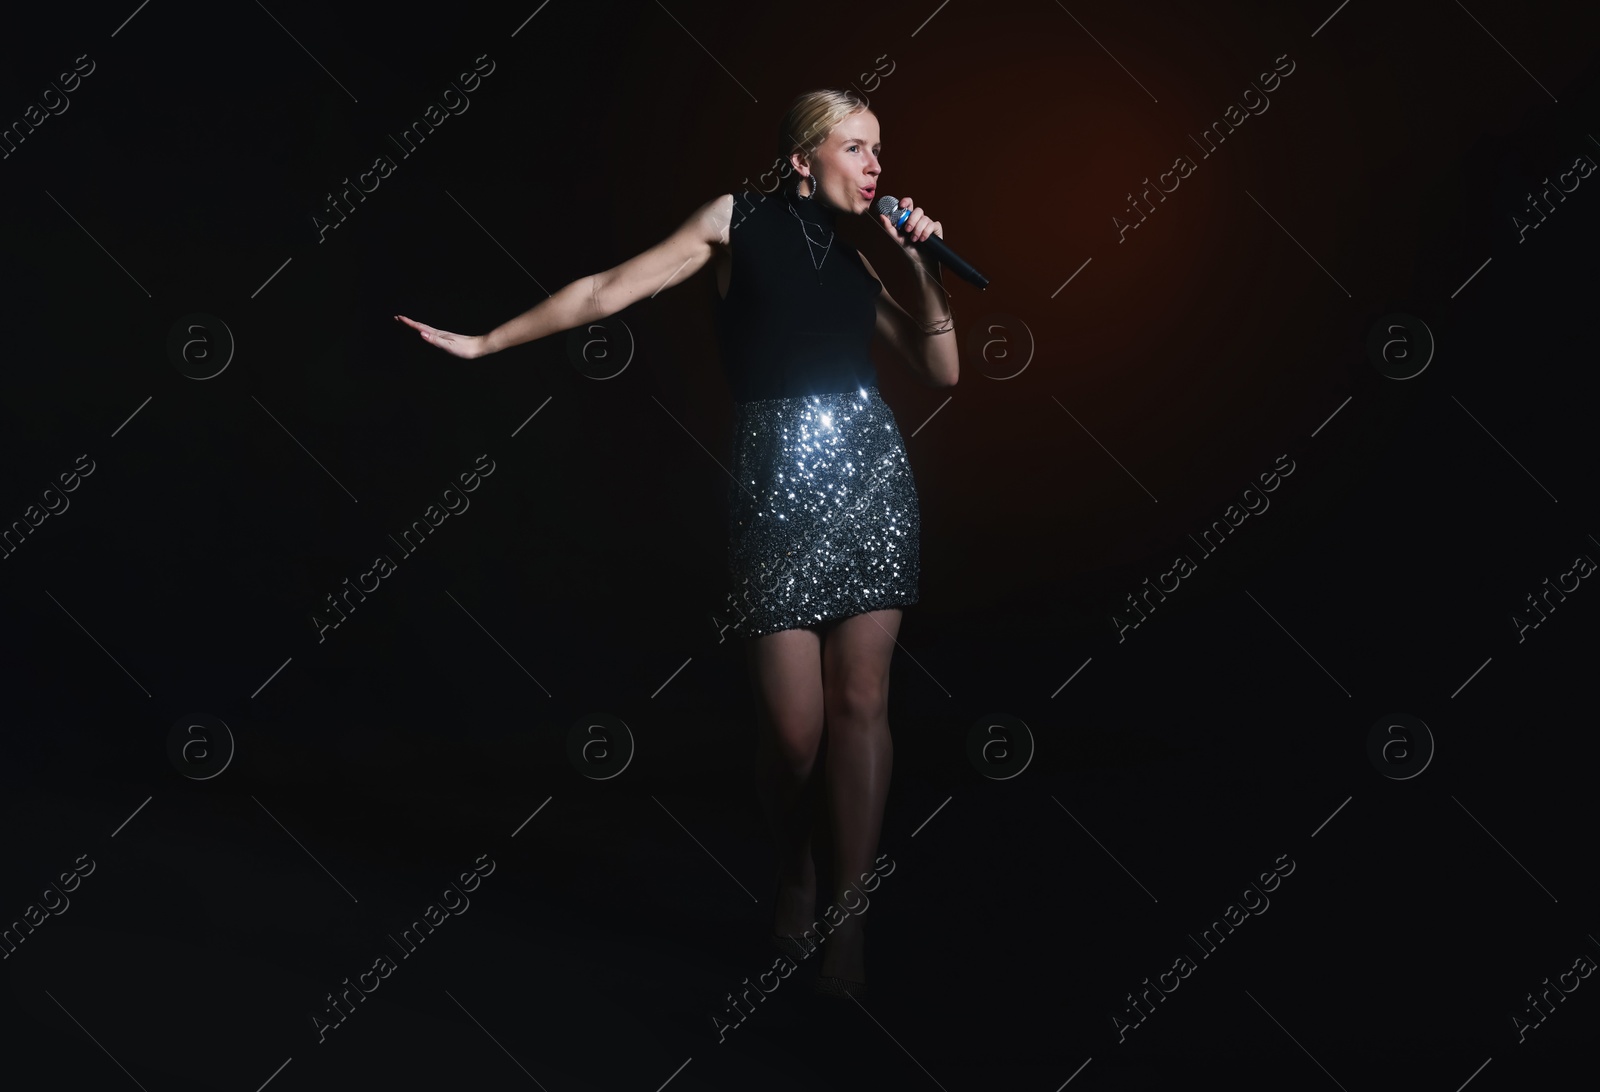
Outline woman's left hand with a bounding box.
[876,196,943,259]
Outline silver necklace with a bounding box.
[787,185,834,277]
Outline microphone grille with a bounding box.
[873,195,901,219]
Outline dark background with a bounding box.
[2,1,1596,1088]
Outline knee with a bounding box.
[766,716,822,770]
[825,677,889,727]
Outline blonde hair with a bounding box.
[776,89,872,197]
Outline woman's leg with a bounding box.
[746,626,826,936]
[818,607,901,983]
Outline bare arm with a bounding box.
[395,195,734,360]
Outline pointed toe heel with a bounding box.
[813,974,867,1000]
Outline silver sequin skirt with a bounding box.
[726,385,920,639]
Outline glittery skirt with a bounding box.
[725,385,920,639]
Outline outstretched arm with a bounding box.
[395,193,735,360]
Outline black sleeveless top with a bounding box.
[714,189,883,402]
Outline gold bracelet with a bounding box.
[919,309,954,335]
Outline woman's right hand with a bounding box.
[393,314,488,359]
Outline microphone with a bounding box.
[874,195,989,289]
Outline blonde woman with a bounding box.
[397,89,957,997]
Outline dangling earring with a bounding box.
[800,172,815,200]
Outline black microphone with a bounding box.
[874,195,989,289]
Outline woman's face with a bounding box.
[796,111,881,214]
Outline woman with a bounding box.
[396,89,957,998]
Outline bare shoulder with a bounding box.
[662,193,735,249]
[664,193,734,263]
[693,193,736,249]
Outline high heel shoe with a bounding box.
[813,974,866,999]
[771,932,813,962]
[813,912,867,999]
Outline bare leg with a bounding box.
[818,608,900,984]
[745,626,826,936]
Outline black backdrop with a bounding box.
[2,2,1597,1088]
